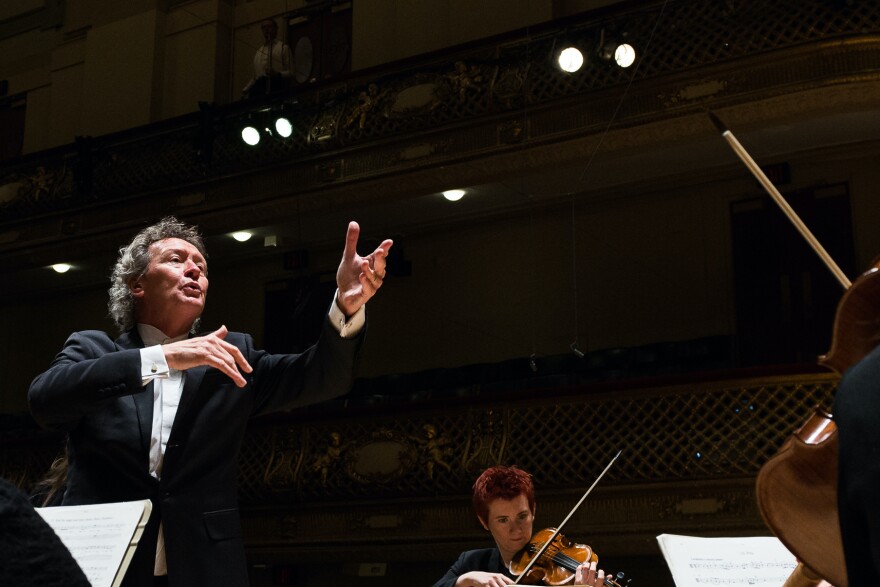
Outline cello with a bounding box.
[710,112,880,587]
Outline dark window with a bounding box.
[287,2,352,86]
[0,94,26,162]
[731,183,856,366]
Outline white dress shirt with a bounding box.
[136,294,363,575]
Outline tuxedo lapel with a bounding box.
[166,364,206,445]
[116,329,154,462]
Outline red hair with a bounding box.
[472,465,535,522]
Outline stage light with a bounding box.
[51,263,72,273]
[274,116,292,138]
[241,125,260,146]
[443,189,466,201]
[232,231,253,242]
[598,29,636,68]
[614,43,636,68]
[557,47,584,73]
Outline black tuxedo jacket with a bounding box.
[432,547,514,587]
[28,318,362,587]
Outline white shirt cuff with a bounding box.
[140,345,170,385]
[328,289,365,339]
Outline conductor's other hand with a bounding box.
[162,326,253,387]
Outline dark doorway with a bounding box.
[264,275,337,354]
[730,183,856,367]
[0,94,26,162]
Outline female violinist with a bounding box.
[430,465,610,587]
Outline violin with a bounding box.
[509,527,630,586]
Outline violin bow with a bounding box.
[707,111,851,290]
[513,450,622,585]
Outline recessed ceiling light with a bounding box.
[51,263,72,273]
[443,189,466,202]
[232,231,253,242]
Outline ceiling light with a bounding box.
[443,189,466,201]
[557,47,584,73]
[51,263,72,273]
[232,231,253,242]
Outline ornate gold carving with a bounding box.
[492,63,529,108]
[263,426,303,490]
[344,83,389,129]
[388,140,451,165]
[386,75,444,117]
[309,107,343,144]
[344,427,417,485]
[412,423,454,480]
[446,61,485,103]
[462,409,507,471]
[311,431,348,486]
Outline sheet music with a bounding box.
[37,500,152,587]
[657,534,798,586]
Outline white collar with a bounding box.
[137,323,188,346]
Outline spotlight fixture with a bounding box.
[556,46,584,73]
[442,189,466,201]
[241,124,260,146]
[598,29,636,68]
[231,231,253,242]
[274,116,292,138]
[51,263,72,273]
[614,43,636,68]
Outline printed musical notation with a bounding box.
[657,534,798,587]
[37,500,151,587]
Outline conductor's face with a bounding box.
[131,238,208,330]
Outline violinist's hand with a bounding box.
[574,561,606,586]
[455,570,514,587]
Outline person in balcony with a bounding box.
[28,216,392,587]
[242,18,293,99]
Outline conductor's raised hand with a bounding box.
[336,221,393,317]
[162,326,253,387]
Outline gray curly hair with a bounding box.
[108,216,207,333]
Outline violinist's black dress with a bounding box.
[432,548,515,587]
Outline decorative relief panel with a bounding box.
[235,374,838,505]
